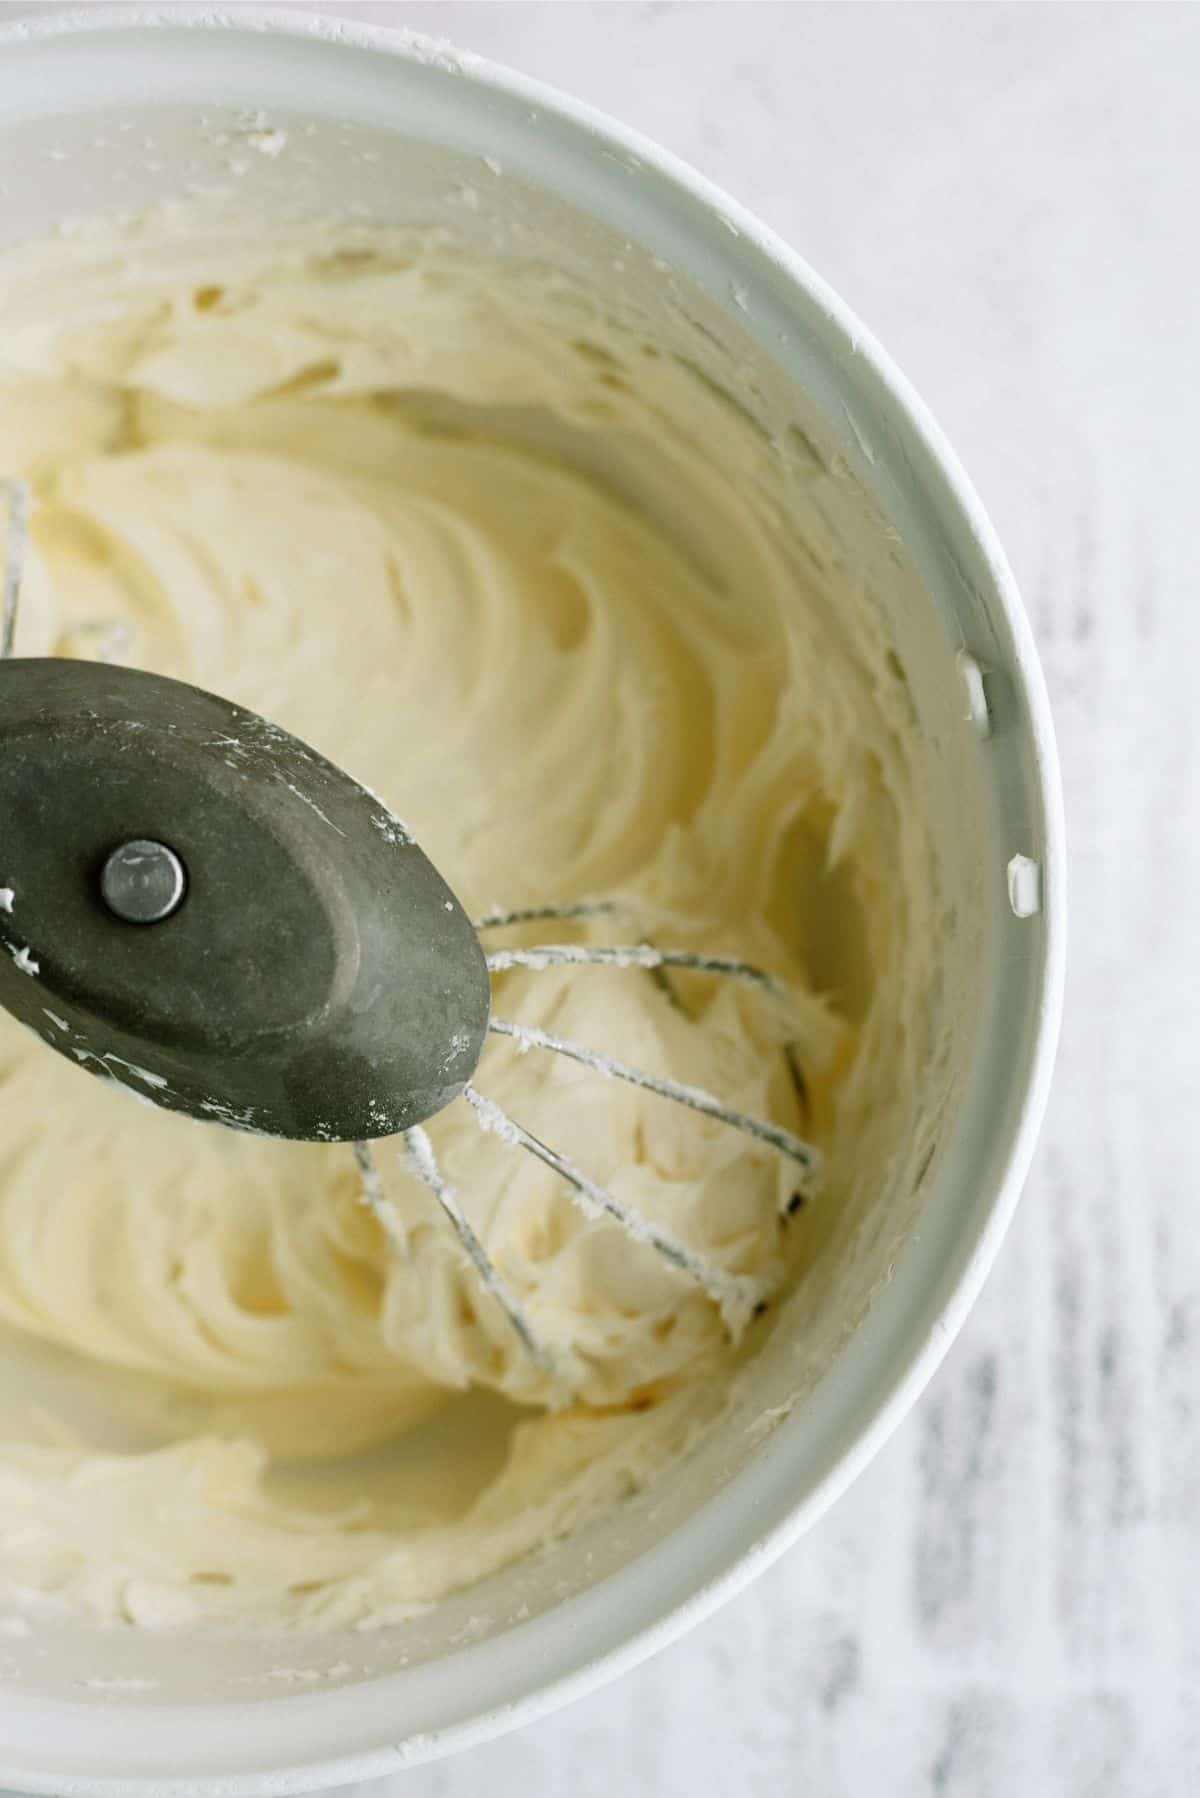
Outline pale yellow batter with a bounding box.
[0,224,916,1631]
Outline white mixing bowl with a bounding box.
[0,10,1064,1793]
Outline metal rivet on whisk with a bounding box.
[100,839,187,924]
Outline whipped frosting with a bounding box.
[0,223,927,1631]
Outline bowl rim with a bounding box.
[0,8,1066,1792]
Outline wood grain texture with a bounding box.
[10,2,1198,1793]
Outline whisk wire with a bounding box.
[352,1140,409,1255]
[462,1083,766,1334]
[401,1124,552,1369]
[489,1016,816,1195]
[473,900,620,931]
[484,942,785,995]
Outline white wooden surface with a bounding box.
[11,3,1200,1793]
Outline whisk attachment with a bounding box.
[0,468,817,1371]
[346,923,818,1356]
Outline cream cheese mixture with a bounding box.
[0,224,929,1631]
